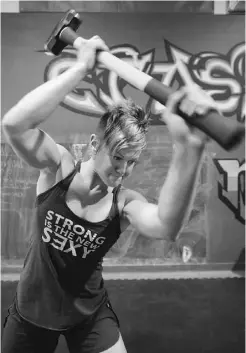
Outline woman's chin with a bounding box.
[107,174,123,186]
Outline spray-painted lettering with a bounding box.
[44,40,245,123]
[213,159,245,224]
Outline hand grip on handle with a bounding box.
[60,27,245,150]
[143,78,245,150]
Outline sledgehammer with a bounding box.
[44,9,245,151]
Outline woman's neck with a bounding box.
[79,159,111,195]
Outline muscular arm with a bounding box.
[2,63,87,170]
[122,146,203,242]
[123,86,211,242]
[157,145,204,240]
[2,33,108,171]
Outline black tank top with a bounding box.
[16,161,122,330]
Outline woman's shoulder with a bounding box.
[118,186,147,211]
[37,144,76,196]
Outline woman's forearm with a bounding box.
[2,63,87,133]
[158,146,204,241]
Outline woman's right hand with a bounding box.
[76,35,109,72]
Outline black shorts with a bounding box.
[2,300,120,353]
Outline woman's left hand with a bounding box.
[160,85,218,151]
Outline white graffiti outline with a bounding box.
[44,40,245,123]
[213,158,245,224]
[44,45,155,117]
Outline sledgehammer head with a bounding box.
[45,9,81,55]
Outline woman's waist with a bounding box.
[20,257,104,296]
[16,282,107,330]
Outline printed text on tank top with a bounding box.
[38,159,129,232]
[16,160,123,330]
[38,162,123,263]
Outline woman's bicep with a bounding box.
[3,127,62,170]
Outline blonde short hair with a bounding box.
[96,99,150,155]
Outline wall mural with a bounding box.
[42,39,245,264]
[2,38,245,266]
[213,158,245,224]
[44,40,245,122]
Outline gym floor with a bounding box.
[1,277,245,353]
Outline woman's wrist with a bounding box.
[172,143,205,167]
[72,62,88,77]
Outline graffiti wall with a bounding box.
[1,13,245,268]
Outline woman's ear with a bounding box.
[90,134,100,157]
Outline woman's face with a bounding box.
[94,143,141,187]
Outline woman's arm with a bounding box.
[2,36,108,171]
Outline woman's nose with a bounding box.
[116,161,128,174]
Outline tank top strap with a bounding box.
[60,160,82,191]
[36,160,82,205]
[110,184,121,217]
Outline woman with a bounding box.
[2,35,215,353]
